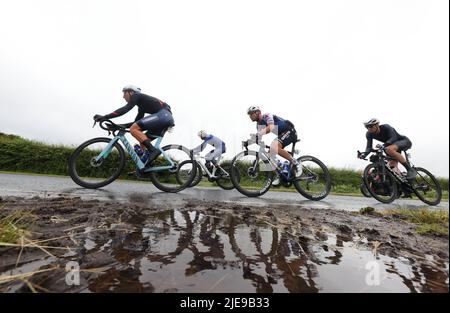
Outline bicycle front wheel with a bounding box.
[362,163,398,203]
[149,144,196,193]
[68,137,126,189]
[293,155,331,200]
[411,167,442,206]
[230,151,274,197]
[360,183,372,197]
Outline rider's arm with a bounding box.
[192,136,213,154]
[134,107,145,122]
[192,143,204,154]
[103,102,135,119]
[257,113,275,136]
[364,132,373,153]
[258,124,275,136]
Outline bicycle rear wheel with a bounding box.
[149,144,196,193]
[411,167,442,206]
[230,151,274,197]
[176,161,202,187]
[362,163,398,203]
[216,163,238,190]
[68,137,126,189]
[190,163,203,187]
[293,155,331,200]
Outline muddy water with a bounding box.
[62,209,447,293]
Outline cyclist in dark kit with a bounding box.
[358,118,417,180]
[94,85,174,164]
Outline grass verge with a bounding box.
[359,206,449,237]
[0,208,36,244]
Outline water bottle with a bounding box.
[282,161,290,177]
[134,144,150,163]
[141,150,150,163]
[134,144,144,157]
[276,159,283,171]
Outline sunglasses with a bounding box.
[365,124,377,129]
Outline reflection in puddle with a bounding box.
[82,209,448,293]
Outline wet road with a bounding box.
[0,172,448,211]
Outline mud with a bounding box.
[0,196,448,292]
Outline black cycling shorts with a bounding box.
[136,108,174,138]
[390,138,412,152]
[277,128,297,148]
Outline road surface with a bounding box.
[0,172,447,211]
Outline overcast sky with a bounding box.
[0,0,448,177]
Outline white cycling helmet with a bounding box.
[198,130,207,138]
[363,118,380,128]
[247,105,261,114]
[122,85,141,93]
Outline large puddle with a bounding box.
[68,209,448,293]
[1,207,448,293]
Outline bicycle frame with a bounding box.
[94,130,175,172]
[370,150,412,186]
[245,138,299,182]
[194,155,229,178]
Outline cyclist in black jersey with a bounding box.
[358,118,417,180]
[93,85,174,164]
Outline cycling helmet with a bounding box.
[198,130,207,138]
[122,85,141,93]
[363,118,380,128]
[247,105,261,114]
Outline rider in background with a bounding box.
[358,118,417,180]
[93,85,174,165]
[193,130,226,173]
[247,106,301,185]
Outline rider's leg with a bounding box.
[275,129,302,177]
[130,123,156,158]
[385,141,416,180]
[388,160,402,175]
[270,140,298,185]
[385,145,406,163]
[271,140,294,162]
[204,150,216,173]
[130,123,149,145]
[136,109,175,164]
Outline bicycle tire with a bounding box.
[411,167,442,206]
[216,163,237,190]
[68,137,126,189]
[149,144,196,193]
[362,163,398,203]
[360,183,372,197]
[190,163,203,187]
[293,155,331,200]
[230,150,274,197]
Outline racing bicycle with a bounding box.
[358,147,442,205]
[68,119,196,193]
[230,134,331,200]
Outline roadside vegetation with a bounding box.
[1,132,448,198]
[359,206,449,236]
[0,207,36,244]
